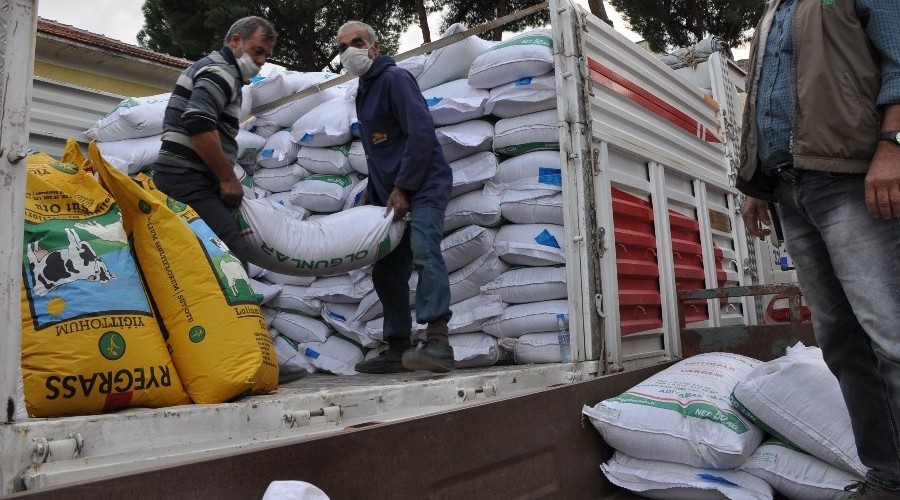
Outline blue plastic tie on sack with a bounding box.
[515,77,533,86]
[260,148,274,159]
[304,348,321,359]
[696,474,739,487]
[534,229,560,248]
[426,97,443,108]
[327,310,346,322]
[300,133,316,143]
[538,167,562,186]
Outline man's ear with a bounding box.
[228,33,242,51]
[371,40,382,57]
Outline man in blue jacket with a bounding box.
[337,21,454,373]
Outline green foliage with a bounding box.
[437,0,550,41]
[608,0,764,53]
[137,0,420,71]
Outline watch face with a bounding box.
[895,132,900,144]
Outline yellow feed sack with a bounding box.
[21,142,190,418]
[90,143,277,403]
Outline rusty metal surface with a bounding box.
[678,283,816,361]
[12,365,672,500]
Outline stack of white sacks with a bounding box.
[84,25,573,376]
[582,346,868,500]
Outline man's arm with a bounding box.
[867,103,900,219]
[191,130,243,209]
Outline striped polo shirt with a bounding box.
[154,47,243,174]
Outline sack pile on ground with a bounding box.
[582,347,866,500]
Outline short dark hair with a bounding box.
[224,16,277,46]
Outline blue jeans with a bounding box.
[774,170,900,489]
[372,207,452,341]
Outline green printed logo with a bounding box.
[821,0,834,5]
[118,97,140,109]
[329,143,352,156]
[611,393,750,433]
[489,34,553,52]
[50,161,79,174]
[189,326,206,343]
[98,331,126,360]
[139,200,152,214]
[310,174,351,187]
[166,198,187,213]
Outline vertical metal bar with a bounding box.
[648,162,680,358]
[694,180,722,327]
[0,0,38,424]
[788,290,802,323]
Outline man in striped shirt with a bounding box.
[153,16,277,264]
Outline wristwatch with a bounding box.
[879,130,900,146]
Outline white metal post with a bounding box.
[1,0,39,423]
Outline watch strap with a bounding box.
[878,130,900,145]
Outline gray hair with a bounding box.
[337,21,377,45]
[224,16,277,46]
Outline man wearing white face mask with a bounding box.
[336,21,455,374]
[153,16,276,264]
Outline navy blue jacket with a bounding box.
[356,55,452,211]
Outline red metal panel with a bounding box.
[612,188,664,335]
[587,57,724,144]
[668,210,709,323]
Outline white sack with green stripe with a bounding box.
[238,202,405,276]
[583,352,765,469]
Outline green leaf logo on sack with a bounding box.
[50,161,79,174]
[166,198,187,213]
[189,326,206,343]
[98,331,126,360]
[139,200,152,214]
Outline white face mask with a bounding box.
[341,45,374,77]
[236,51,261,83]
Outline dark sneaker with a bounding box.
[278,364,308,385]
[846,481,900,499]
[354,349,411,374]
[402,339,455,373]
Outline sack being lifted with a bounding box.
[237,201,406,277]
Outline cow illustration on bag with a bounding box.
[27,227,117,297]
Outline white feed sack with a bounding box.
[267,285,322,317]
[441,225,498,273]
[259,271,316,287]
[320,302,377,347]
[258,130,300,169]
[84,93,169,142]
[514,332,572,364]
[397,54,427,79]
[468,29,555,89]
[493,109,560,157]
[348,141,368,175]
[301,335,367,376]
[450,333,500,369]
[435,120,495,163]
[236,129,267,167]
[737,439,864,500]
[290,174,357,213]
[252,72,344,128]
[485,72,557,118]
[449,151,498,198]
[417,23,496,92]
[353,271,418,323]
[422,78,490,126]
[482,299,568,339]
[95,135,161,174]
[246,120,282,139]
[246,69,294,107]
[487,150,563,195]
[253,163,311,193]
[582,352,765,469]
[444,191,502,233]
[343,177,369,211]
[501,192,564,225]
[601,451,774,500]
[272,311,333,344]
[304,273,372,304]
[413,293,505,335]
[233,164,255,199]
[296,143,354,175]
[239,203,405,276]
[249,278,283,305]
[494,223,566,266]
[265,192,311,218]
[272,335,314,371]
[448,250,510,304]
[291,96,355,148]
[480,266,567,304]
[731,344,867,476]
